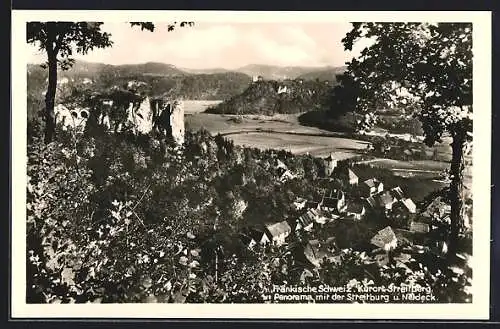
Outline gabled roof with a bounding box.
[298,210,315,228]
[265,221,292,238]
[348,168,358,180]
[402,198,417,212]
[370,226,397,248]
[422,196,451,218]
[363,178,381,188]
[275,159,288,170]
[322,189,344,209]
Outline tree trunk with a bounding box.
[44,47,58,143]
[448,131,466,259]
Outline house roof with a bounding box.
[363,178,381,188]
[402,198,417,211]
[410,221,430,233]
[275,159,287,170]
[403,149,413,155]
[265,221,292,238]
[422,197,451,217]
[370,226,397,248]
[303,240,335,267]
[298,210,315,227]
[348,168,358,181]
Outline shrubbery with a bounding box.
[26,120,472,303]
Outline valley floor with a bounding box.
[185,106,473,190]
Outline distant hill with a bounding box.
[27,60,252,104]
[205,79,333,115]
[236,64,343,81]
[180,67,232,75]
[297,66,347,82]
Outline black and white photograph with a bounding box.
[11,10,491,319]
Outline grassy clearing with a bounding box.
[183,100,224,114]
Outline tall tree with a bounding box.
[27,21,194,143]
[27,22,113,143]
[339,23,472,258]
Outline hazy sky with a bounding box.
[27,22,372,69]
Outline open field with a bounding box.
[227,131,367,159]
[184,103,470,188]
[183,100,224,114]
[186,112,369,159]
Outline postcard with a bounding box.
[11,10,492,319]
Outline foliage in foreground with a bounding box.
[26,125,471,303]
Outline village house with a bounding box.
[313,209,336,224]
[345,202,366,220]
[239,233,257,250]
[401,198,417,214]
[304,240,334,267]
[421,196,451,219]
[389,198,417,224]
[265,221,292,246]
[409,221,431,234]
[299,239,338,268]
[243,227,270,246]
[293,197,308,211]
[295,209,315,232]
[323,153,338,177]
[370,226,398,251]
[277,85,288,94]
[278,169,296,183]
[348,168,359,185]
[360,178,384,196]
[321,189,346,213]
